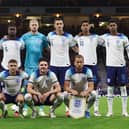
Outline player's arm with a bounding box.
[64,69,78,95]
[80,68,94,97]
[42,35,50,61]
[70,37,79,54]
[71,45,78,54]
[27,82,41,97]
[124,36,129,58]
[49,82,61,95]
[20,71,29,93]
[64,80,78,95]
[80,81,94,97]
[44,82,61,98]
[43,47,50,61]
[98,35,106,46]
[0,71,6,93]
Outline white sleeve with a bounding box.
[69,37,77,47]
[65,69,71,81]
[21,71,29,79]
[50,71,58,84]
[0,40,4,49]
[98,35,105,46]
[19,41,25,50]
[0,71,6,81]
[28,72,36,84]
[124,36,129,58]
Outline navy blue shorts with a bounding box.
[34,95,53,106]
[85,65,99,89]
[50,66,69,89]
[4,93,18,104]
[106,66,128,86]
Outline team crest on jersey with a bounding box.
[38,39,42,43]
[16,78,20,83]
[62,37,66,44]
[80,40,84,46]
[116,40,121,49]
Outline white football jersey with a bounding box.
[0,40,24,69]
[0,70,28,96]
[74,34,101,65]
[29,70,59,94]
[100,33,129,67]
[65,67,93,93]
[47,32,76,67]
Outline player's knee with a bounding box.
[63,92,69,106]
[16,94,24,103]
[0,93,5,101]
[0,100,5,109]
[24,93,32,102]
[57,93,64,101]
[89,90,96,102]
[120,86,127,96]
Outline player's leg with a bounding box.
[90,65,101,116]
[49,93,63,118]
[0,93,7,118]
[106,67,115,117]
[118,66,128,117]
[63,92,71,117]
[15,94,24,118]
[85,90,96,118]
[22,76,29,117]
[59,66,70,116]
[24,93,37,118]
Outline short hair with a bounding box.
[108,19,118,25]
[54,17,64,23]
[8,23,16,28]
[38,58,49,64]
[74,54,84,61]
[80,20,90,26]
[29,19,39,24]
[8,59,17,64]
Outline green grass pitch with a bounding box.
[0,96,129,129]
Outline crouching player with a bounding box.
[24,58,63,118]
[0,59,28,118]
[64,55,96,118]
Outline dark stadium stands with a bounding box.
[1,0,129,6]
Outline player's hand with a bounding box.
[3,35,8,40]
[80,91,87,97]
[37,92,42,101]
[71,90,78,96]
[41,92,50,102]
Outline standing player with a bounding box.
[0,24,24,117]
[20,19,49,116]
[0,24,24,70]
[74,20,102,116]
[24,58,63,118]
[47,18,78,116]
[0,59,28,118]
[101,19,129,117]
[64,54,96,118]
[47,17,78,90]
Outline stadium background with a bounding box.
[0,0,129,94]
[0,1,129,129]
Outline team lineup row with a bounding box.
[0,18,129,118]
